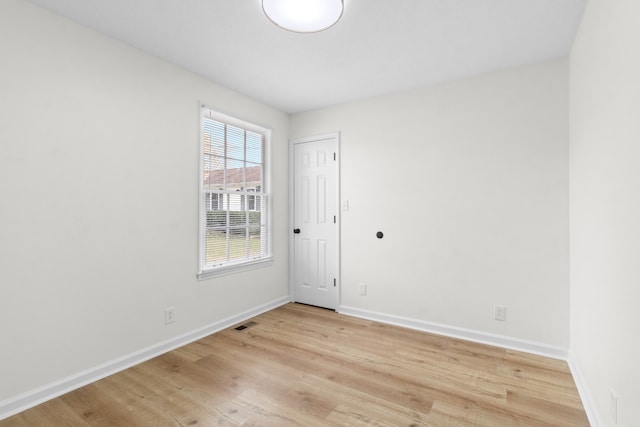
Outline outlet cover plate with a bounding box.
[165,307,175,324]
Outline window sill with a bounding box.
[197,257,274,280]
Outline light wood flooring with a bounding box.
[1,303,589,426]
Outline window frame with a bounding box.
[197,106,273,280]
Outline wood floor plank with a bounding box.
[0,303,589,426]
[0,397,90,427]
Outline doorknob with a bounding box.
[293,228,301,234]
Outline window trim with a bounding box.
[197,106,273,280]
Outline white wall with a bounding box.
[291,59,569,349]
[0,0,289,407]
[570,0,640,425]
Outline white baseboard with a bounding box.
[337,305,569,360]
[567,354,602,427]
[0,296,290,421]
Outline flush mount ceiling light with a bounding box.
[262,0,344,33]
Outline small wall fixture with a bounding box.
[262,0,344,33]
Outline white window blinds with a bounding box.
[199,107,271,276]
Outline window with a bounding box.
[247,188,256,211]
[206,192,222,210]
[199,107,271,278]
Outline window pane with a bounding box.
[247,131,262,164]
[207,205,227,228]
[248,227,262,258]
[203,119,225,157]
[227,193,243,212]
[248,209,261,226]
[227,228,247,261]
[226,166,244,190]
[205,230,227,264]
[227,125,245,161]
[246,163,262,190]
[204,156,225,189]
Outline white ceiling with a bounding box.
[28,0,587,114]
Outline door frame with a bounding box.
[289,132,341,309]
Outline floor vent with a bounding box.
[234,321,257,331]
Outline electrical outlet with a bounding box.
[165,307,175,324]
[359,283,367,296]
[610,389,618,424]
[494,306,506,321]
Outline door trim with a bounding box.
[289,132,341,309]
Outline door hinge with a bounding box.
[334,215,336,224]
[333,152,336,161]
[333,278,336,287]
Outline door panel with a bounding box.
[293,135,339,309]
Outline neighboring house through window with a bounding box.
[198,107,271,278]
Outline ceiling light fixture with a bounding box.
[262,0,344,33]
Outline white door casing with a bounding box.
[290,133,340,310]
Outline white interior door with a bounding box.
[292,134,339,310]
